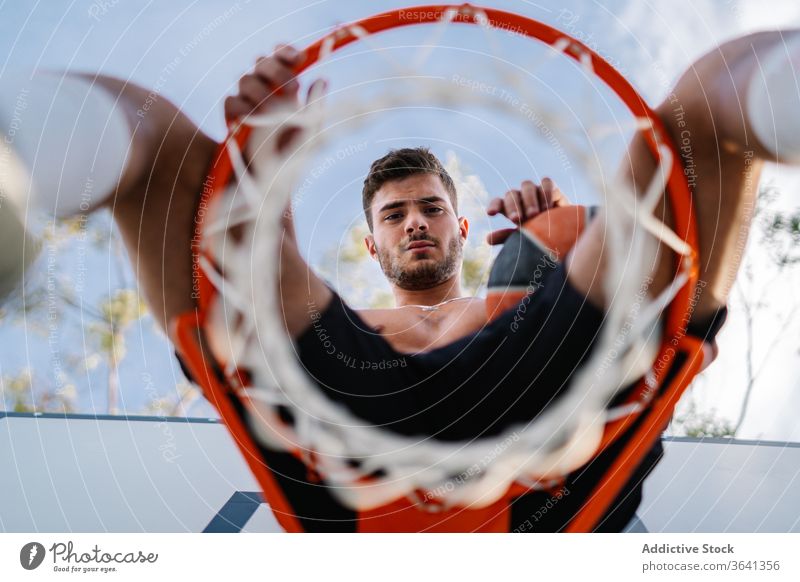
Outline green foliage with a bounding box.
[1,211,152,415]
[461,242,491,296]
[755,184,800,268]
[678,183,800,437]
[143,381,201,417]
[0,369,76,413]
[90,288,147,363]
[671,401,735,438]
[2,369,33,413]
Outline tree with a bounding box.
[1,211,148,415]
[670,183,800,438]
[0,368,76,413]
[88,288,147,414]
[143,380,201,417]
[669,376,735,438]
[731,184,800,435]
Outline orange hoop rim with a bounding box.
[184,2,700,532]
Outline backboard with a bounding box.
[1,413,797,532]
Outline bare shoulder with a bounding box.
[456,297,489,327]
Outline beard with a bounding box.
[376,234,463,291]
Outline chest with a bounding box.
[360,301,488,354]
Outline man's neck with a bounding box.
[392,276,465,308]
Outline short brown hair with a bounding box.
[362,147,457,230]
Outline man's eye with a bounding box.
[425,207,444,214]
[384,213,401,221]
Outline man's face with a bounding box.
[365,173,468,291]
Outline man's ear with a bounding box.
[458,216,469,241]
[365,233,377,259]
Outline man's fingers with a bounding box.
[540,177,555,208]
[253,58,299,95]
[489,179,570,226]
[541,177,569,207]
[224,96,252,122]
[537,183,549,211]
[238,75,270,108]
[520,180,541,218]
[486,227,517,246]
[503,189,524,223]
[233,45,305,126]
[486,197,503,216]
[274,44,302,67]
[306,78,328,103]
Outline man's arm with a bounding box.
[225,45,333,339]
[88,75,218,331]
[566,30,800,327]
[278,209,334,338]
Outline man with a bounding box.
[239,48,570,352]
[319,146,568,354]
[2,31,799,530]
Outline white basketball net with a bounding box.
[199,6,693,511]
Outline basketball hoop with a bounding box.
[173,3,700,518]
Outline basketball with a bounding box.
[0,147,39,303]
[486,205,598,321]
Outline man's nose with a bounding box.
[404,211,428,234]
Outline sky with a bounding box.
[1,0,800,441]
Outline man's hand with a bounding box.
[226,44,328,243]
[225,44,303,121]
[486,178,569,245]
[224,44,326,153]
